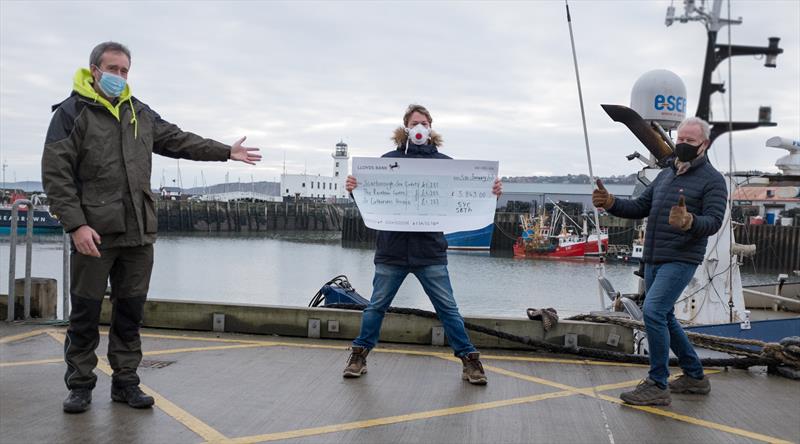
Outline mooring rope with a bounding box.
[567,314,800,370]
[322,303,798,373]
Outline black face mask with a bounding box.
[675,142,702,162]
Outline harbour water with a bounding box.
[0,232,790,319]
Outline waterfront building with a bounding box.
[280,141,350,200]
[497,182,636,213]
[159,186,184,200]
[733,184,800,225]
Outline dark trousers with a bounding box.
[64,245,153,390]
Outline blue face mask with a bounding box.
[96,70,126,98]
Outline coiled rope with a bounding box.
[568,314,800,371]
[323,303,797,373]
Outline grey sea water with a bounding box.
[0,231,786,318]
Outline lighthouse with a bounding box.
[332,140,349,198]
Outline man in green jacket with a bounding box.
[42,41,261,413]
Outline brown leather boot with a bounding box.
[460,352,488,385]
[343,346,369,378]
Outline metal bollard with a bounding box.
[62,231,70,320]
[7,200,35,321]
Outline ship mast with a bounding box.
[666,0,783,143]
[663,0,783,324]
[564,0,607,310]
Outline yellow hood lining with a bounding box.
[72,68,138,138]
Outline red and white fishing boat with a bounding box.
[512,204,608,259]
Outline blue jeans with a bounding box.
[643,262,705,388]
[353,264,477,357]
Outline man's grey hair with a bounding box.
[677,116,710,141]
[89,41,131,67]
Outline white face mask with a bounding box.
[406,124,430,146]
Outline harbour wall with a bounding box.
[0,296,634,352]
[342,209,800,272]
[155,200,344,232]
[90,298,634,353]
[735,225,800,273]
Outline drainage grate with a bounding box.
[139,359,175,369]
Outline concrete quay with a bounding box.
[1,323,798,444]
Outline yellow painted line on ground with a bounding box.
[483,362,588,391]
[47,332,228,443]
[438,355,590,393]
[590,369,721,393]
[136,384,228,443]
[0,328,54,344]
[135,330,646,368]
[471,359,722,394]
[7,341,747,441]
[480,353,648,368]
[144,343,271,356]
[137,332,351,352]
[126,331,266,345]
[28,330,786,444]
[0,343,275,367]
[207,361,647,444]
[594,393,794,444]
[209,390,577,444]
[446,358,787,444]
[215,370,768,444]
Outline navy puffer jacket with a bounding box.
[373,142,451,267]
[608,155,727,264]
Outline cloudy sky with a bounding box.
[1,0,798,189]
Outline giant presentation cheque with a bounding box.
[352,157,499,232]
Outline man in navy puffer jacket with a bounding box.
[342,104,502,385]
[593,116,727,406]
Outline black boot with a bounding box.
[63,388,92,413]
[111,385,155,409]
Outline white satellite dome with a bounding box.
[630,69,687,130]
[766,136,800,175]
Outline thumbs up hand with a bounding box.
[592,179,614,209]
[669,195,693,231]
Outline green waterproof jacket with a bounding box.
[42,68,231,248]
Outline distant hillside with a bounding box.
[184,181,280,196]
[6,177,639,192]
[2,181,281,196]
[501,174,637,185]
[2,181,44,192]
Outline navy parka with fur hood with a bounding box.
[373,127,451,267]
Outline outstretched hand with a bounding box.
[230,136,262,165]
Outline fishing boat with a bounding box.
[513,203,608,259]
[444,223,494,251]
[606,225,644,263]
[0,192,62,235]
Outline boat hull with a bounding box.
[513,237,609,259]
[0,207,62,234]
[445,224,493,251]
[685,318,800,348]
